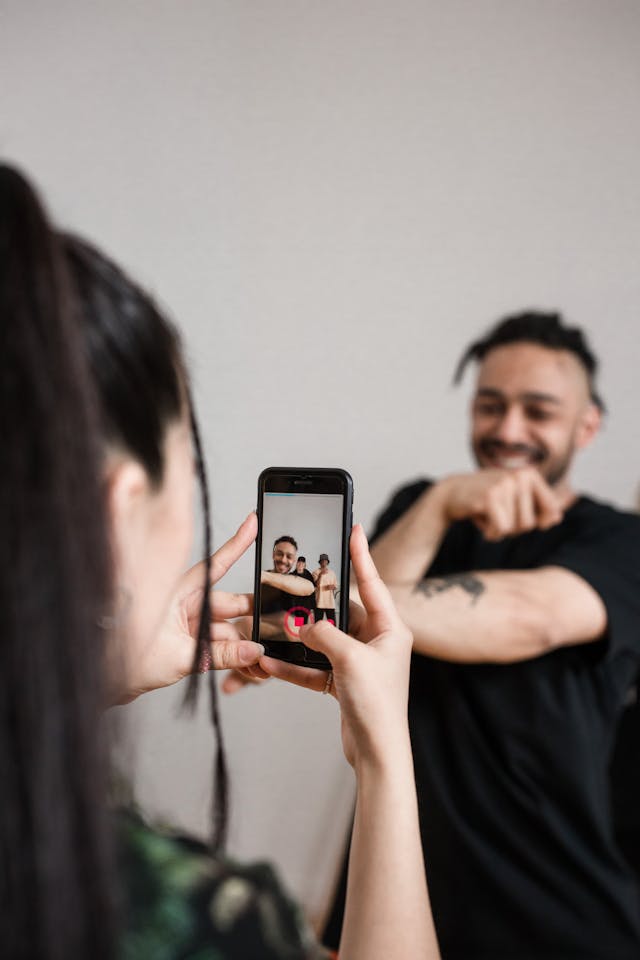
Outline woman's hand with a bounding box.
[259,525,413,769]
[113,513,265,703]
[257,528,438,960]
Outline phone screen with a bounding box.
[254,469,352,661]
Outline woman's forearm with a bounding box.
[339,740,440,960]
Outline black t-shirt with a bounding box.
[261,572,315,616]
[261,579,299,616]
[372,480,640,960]
[291,569,316,612]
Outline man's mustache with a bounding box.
[479,439,546,463]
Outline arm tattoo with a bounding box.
[413,573,486,606]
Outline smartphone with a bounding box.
[252,467,353,670]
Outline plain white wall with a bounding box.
[261,494,344,580]
[2,0,640,926]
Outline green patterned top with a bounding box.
[117,809,334,960]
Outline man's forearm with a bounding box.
[260,571,314,596]
[370,483,451,585]
[390,566,605,663]
[391,572,537,662]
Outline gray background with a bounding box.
[261,493,344,584]
[2,0,640,928]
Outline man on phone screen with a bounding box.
[324,311,640,960]
[291,556,315,624]
[313,553,338,624]
[260,536,315,625]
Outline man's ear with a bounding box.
[105,458,150,583]
[575,402,602,451]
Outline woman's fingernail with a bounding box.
[237,512,256,532]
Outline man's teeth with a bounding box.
[493,455,533,468]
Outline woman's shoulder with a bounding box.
[116,807,335,960]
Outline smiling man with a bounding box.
[260,536,316,608]
[258,535,316,642]
[325,312,640,959]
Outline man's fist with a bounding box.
[437,468,563,541]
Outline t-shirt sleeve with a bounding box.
[369,478,432,546]
[544,506,640,659]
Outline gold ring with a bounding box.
[322,670,334,695]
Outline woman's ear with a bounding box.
[575,402,602,451]
[105,457,150,585]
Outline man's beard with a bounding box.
[474,437,575,487]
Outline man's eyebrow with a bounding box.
[521,391,562,405]
[475,388,504,400]
[475,387,562,405]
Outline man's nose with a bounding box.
[494,406,528,444]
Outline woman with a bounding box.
[0,163,438,959]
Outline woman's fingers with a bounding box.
[207,620,265,670]
[179,513,257,595]
[259,655,330,694]
[208,639,265,671]
[209,512,258,585]
[349,525,395,629]
[210,591,253,619]
[221,668,269,694]
[184,588,253,624]
[347,599,366,638]
[298,619,353,666]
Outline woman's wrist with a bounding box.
[352,726,414,780]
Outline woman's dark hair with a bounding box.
[63,235,229,848]
[63,236,186,485]
[0,164,227,958]
[453,310,606,412]
[0,167,115,957]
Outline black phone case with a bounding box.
[252,467,353,670]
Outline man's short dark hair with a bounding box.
[454,311,605,411]
[273,535,298,551]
